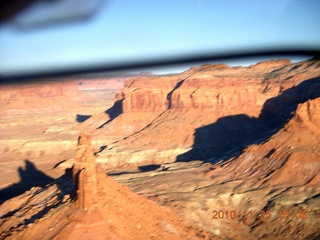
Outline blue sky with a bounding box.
[0,0,319,75]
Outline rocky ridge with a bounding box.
[0,134,216,239]
[1,58,319,239]
[76,59,320,171]
[111,97,320,239]
[0,77,123,189]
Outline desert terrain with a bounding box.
[0,59,319,239]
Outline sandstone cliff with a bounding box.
[109,96,320,239]
[0,134,218,239]
[0,76,126,189]
[0,80,84,113]
[76,59,320,170]
[1,58,320,240]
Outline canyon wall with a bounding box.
[0,133,217,240]
[0,76,123,188]
[0,80,83,113]
[116,59,319,115]
[82,59,320,170]
[1,60,320,239]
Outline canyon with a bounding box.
[0,134,214,239]
[0,59,320,239]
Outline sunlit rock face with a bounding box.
[109,85,320,240]
[0,133,217,240]
[0,59,320,239]
[0,76,124,189]
[80,59,320,171]
[72,133,98,210]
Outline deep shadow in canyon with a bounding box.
[176,77,320,163]
[0,166,75,228]
[138,164,162,172]
[98,99,123,129]
[76,114,91,123]
[107,164,162,176]
[0,160,54,204]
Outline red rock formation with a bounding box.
[0,133,219,239]
[206,97,320,187]
[0,75,126,114]
[248,58,291,68]
[0,80,84,113]
[76,59,320,170]
[1,59,319,239]
[105,91,320,239]
[72,133,98,210]
[119,75,182,112]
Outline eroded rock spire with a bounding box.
[73,133,98,210]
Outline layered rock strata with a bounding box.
[0,76,123,189]
[72,134,99,210]
[77,59,320,170]
[111,97,320,239]
[0,134,217,239]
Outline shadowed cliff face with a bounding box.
[177,77,320,162]
[105,91,320,240]
[72,133,99,210]
[0,59,319,240]
[78,59,320,170]
[0,134,218,240]
[0,160,54,204]
[106,70,320,240]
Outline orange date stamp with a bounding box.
[212,209,308,220]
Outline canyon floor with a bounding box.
[0,59,320,239]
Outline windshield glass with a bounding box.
[0,0,319,76]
